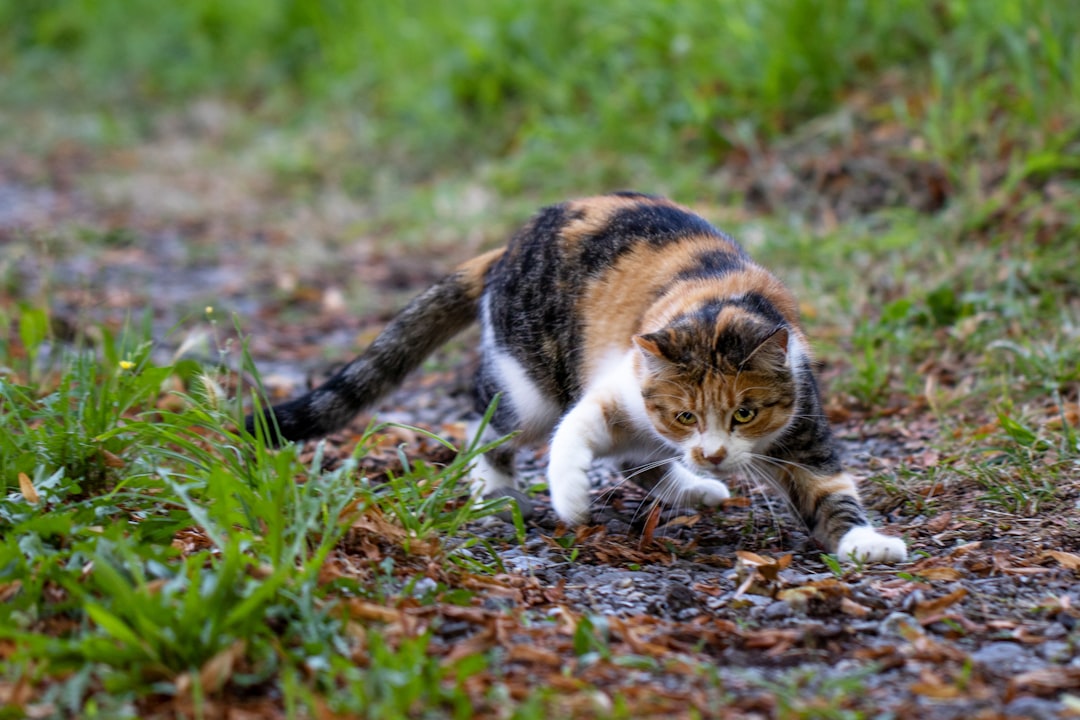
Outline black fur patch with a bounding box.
[579,202,729,276]
[674,248,748,283]
[485,202,584,405]
[609,190,661,200]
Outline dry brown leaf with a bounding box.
[1010,666,1080,697]
[609,617,673,658]
[841,597,873,618]
[436,605,490,625]
[346,599,404,624]
[734,550,772,566]
[659,513,701,530]
[1012,625,1046,644]
[732,551,792,599]
[0,582,21,605]
[1044,403,1079,430]
[100,449,125,468]
[777,586,819,606]
[925,511,952,534]
[734,551,791,581]
[870,578,924,599]
[743,628,799,656]
[573,524,607,543]
[640,503,661,547]
[552,606,579,635]
[692,581,723,597]
[949,542,982,558]
[350,509,408,543]
[1037,550,1080,570]
[994,551,1054,575]
[910,680,961,699]
[0,677,32,706]
[199,639,245,693]
[914,481,946,498]
[914,588,967,621]
[507,643,563,667]
[443,627,495,664]
[460,574,526,602]
[18,473,39,504]
[919,567,963,581]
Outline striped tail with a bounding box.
[246,248,504,443]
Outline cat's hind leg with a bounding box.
[466,358,522,496]
[466,421,517,490]
[467,350,561,512]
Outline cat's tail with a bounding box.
[245,247,505,444]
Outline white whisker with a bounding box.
[743,463,793,541]
[748,452,817,475]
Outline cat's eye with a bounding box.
[732,407,756,424]
[675,411,698,426]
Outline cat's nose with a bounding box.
[704,449,727,466]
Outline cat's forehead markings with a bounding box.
[710,304,748,340]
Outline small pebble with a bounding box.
[880,612,921,638]
[1004,697,1065,720]
[763,601,793,620]
[504,554,553,574]
[484,487,535,522]
[971,642,1037,673]
[411,576,438,597]
[1040,640,1072,662]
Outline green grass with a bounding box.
[749,664,880,719]
[0,314,530,718]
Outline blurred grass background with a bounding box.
[2,0,1076,201]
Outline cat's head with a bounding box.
[633,307,799,476]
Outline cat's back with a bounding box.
[498,192,743,272]
[483,193,759,404]
[488,192,751,305]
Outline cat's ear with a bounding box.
[743,325,789,368]
[634,331,679,369]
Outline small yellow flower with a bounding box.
[119,360,135,371]
[205,306,214,315]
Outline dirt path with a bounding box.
[4,151,1079,717]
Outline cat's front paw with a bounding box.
[548,472,592,527]
[686,479,730,507]
[835,526,907,564]
[550,492,591,526]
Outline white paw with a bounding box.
[547,466,592,526]
[549,480,591,526]
[686,479,731,507]
[835,526,907,564]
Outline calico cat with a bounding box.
[248,192,906,562]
